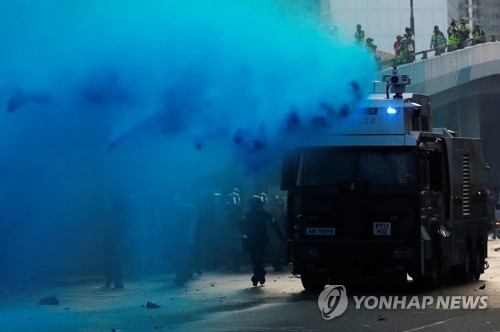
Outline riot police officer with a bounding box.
[241,195,284,286]
[225,188,243,272]
[102,195,129,289]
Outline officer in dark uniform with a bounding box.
[487,189,498,239]
[102,195,128,289]
[171,190,199,285]
[225,188,243,272]
[240,195,284,286]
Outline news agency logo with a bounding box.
[318,285,488,320]
[317,285,348,320]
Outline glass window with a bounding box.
[297,149,354,186]
[295,148,415,187]
[358,151,415,186]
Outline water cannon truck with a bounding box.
[281,68,490,291]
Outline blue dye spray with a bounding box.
[0,1,376,283]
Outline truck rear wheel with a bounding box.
[301,274,327,292]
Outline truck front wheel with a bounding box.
[472,239,484,281]
[461,242,474,282]
[413,225,441,289]
[301,274,327,292]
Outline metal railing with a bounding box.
[378,35,500,70]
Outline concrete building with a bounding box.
[464,0,500,39]
[320,0,500,53]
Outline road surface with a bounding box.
[2,239,500,331]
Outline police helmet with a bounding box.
[249,195,263,210]
[227,193,238,205]
[260,193,267,203]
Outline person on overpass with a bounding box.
[397,39,411,65]
[365,37,379,60]
[430,25,447,56]
[447,20,459,52]
[404,27,416,61]
[393,34,403,57]
[354,24,365,44]
[472,23,486,45]
[458,17,470,49]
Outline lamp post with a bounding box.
[410,0,415,37]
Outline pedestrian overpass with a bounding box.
[376,41,500,185]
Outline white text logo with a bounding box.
[318,286,488,320]
[353,295,488,310]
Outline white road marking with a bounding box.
[402,318,455,331]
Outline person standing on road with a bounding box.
[225,188,243,272]
[267,194,287,272]
[487,189,498,240]
[240,195,284,286]
[170,189,200,285]
[102,194,130,289]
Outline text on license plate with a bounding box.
[373,222,391,236]
[306,227,335,236]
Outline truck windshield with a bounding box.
[295,147,415,188]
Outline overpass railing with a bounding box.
[379,35,500,70]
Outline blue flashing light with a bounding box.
[386,107,398,115]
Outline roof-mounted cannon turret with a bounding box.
[383,67,411,99]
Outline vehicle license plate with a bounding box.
[306,227,335,235]
[373,222,391,235]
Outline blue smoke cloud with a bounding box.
[0,0,376,281]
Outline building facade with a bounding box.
[465,0,500,38]
[321,0,500,53]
